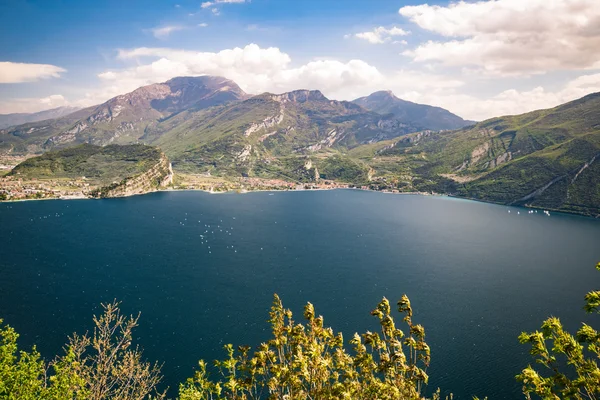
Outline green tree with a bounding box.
[0,320,47,399]
[0,302,164,400]
[517,262,600,399]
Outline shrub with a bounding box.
[517,263,600,399]
[179,294,435,400]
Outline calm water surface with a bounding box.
[1,190,599,399]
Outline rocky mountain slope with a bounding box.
[147,89,422,176]
[353,91,475,131]
[0,106,81,129]
[0,76,248,154]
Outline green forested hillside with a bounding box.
[372,92,600,216]
[10,143,167,186]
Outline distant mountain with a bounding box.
[353,91,474,131]
[0,106,81,129]
[0,76,249,153]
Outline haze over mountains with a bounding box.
[2,75,599,216]
[0,106,81,129]
[353,91,474,131]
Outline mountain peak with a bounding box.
[369,90,398,100]
[163,76,241,91]
[0,106,82,129]
[103,75,248,115]
[264,89,328,104]
[353,91,472,131]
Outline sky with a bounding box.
[1,0,600,121]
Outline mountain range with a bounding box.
[1,75,599,216]
[0,76,466,155]
[0,106,81,129]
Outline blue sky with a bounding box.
[2,0,600,120]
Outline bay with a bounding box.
[0,190,599,399]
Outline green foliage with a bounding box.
[10,144,165,186]
[517,262,600,399]
[179,294,434,400]
[0,320,47,399]
[318,155,369,183]
[0,302,164,400]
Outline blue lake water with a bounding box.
[0,190,599,399]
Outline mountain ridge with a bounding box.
[0,106,82,129]
[353,90,475,131]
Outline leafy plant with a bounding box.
[517,263,600,399]
[179,294,435,400]
[0,301,164,400]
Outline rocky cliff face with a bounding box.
[2,76,250,152]
[90,152,173,198]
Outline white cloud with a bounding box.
[398,72,600,121]
[151,25,185,39]
[198,23,208,27]
[0,61,66,83]
[104,44,461,102]
[6,42,596,121]
[82,43,600,120]
[399,0,600,76]
[0,94,70,114]
[353,26,410,44]
[201,0,247,8]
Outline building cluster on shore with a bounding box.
[172,175,351,193]
[0,175,89,200]
[1,173,351,201]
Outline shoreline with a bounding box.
[2,185,597,220]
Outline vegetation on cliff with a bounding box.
[1,263,598,399]
[5,143,172,199]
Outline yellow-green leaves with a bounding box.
[181,294,434,400]
[584,290,600,314]
[0,321,46,400]
[0,303,164,400]
[517,262,600,399]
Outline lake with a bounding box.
[0,190,599,399]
